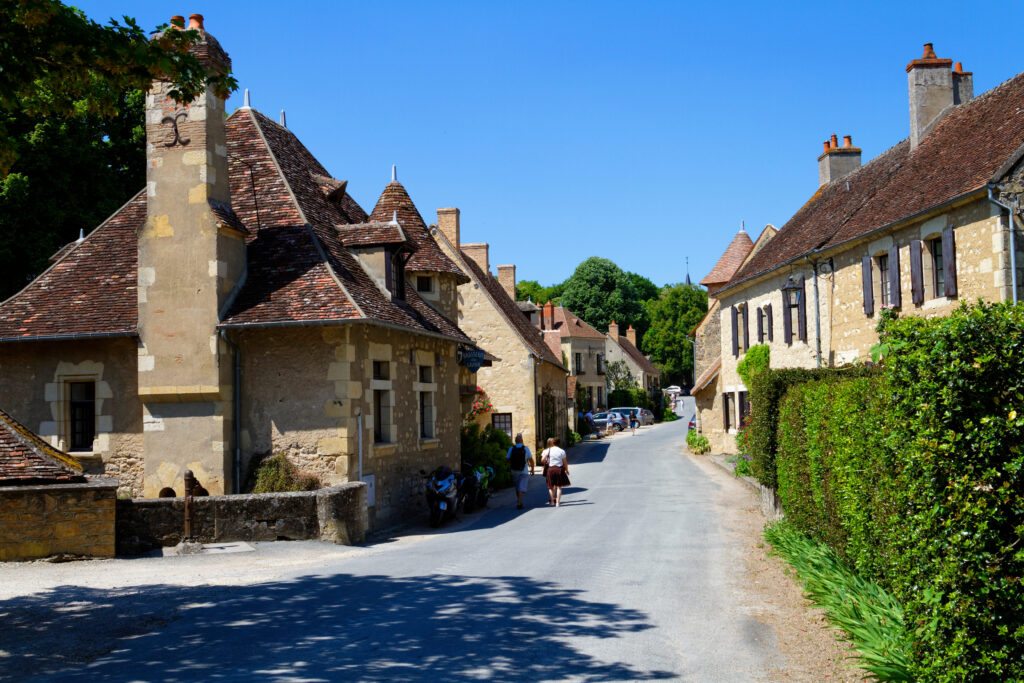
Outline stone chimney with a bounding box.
[137,16,243,496]
[462,243,489,273]
[907,43,955,151]
[818,133,862,186]
[953,61,974,105]
[608,320,620,339]
[436,207,460,250]
[626,325,637,346]
[497,264,516,299]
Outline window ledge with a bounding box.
[70,452,102,461]
[372,442,397,456]
[419,438,440,450]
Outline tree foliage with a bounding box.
[560,257,645,340]
[1,1,237,174]
[604,360,635,392]
[515,279,564,305]
[642,284,707,385]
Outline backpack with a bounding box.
[509,444,527,471]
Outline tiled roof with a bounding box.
[0,408,84,485]
[692,358,721,395]
[0,192,143,340]
[460,255,565,369]
[612,334,659,375]
[727,68,1024,289]
[370,182,468,282]
[336,221,409,248]
[543,329,563,359]
[552,306,605,340]
[700,230,754,290]
[0,108,469,344]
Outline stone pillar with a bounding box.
[137,16,244,497]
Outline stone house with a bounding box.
[605,321,661,402]
[0,17,478,531]
[0,408,117,560]
[539,303,608,412]
[429,220,569,448]
[703,44,1024,452]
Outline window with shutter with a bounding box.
[910,240,924,304]
[888,244,902,308]
[741,304,749,352]
[942,226,957,297]
[756,307,763,343]
[930,237,945,298]
[796,277,807,342]
[862,255,874,316]
[730,306,739,357]
[766,303,774,341]
[782,291,792,345]
[878,254,890,306]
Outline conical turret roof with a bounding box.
[700,229,754,291]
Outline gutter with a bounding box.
[219,330,243,493]
[218,316,468,346]
[987,186,1019,304]
[0,330,137,344]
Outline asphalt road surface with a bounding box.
[1,411,783,682]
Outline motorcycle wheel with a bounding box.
[429,506,442,528]
[463,495,475,514]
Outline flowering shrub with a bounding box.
[466,386,493,420]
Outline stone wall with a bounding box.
[235,323,460,532]
[693,301,721,381]
[0,338,144,496]
[115,482,367,555]
[0,479,117,561]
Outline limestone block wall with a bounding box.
[236,323,460,531]
[693,301,721,381]
[830,199,1007,361]
[694,376,729,453]
[0,480,117,561]
[0,338,144,496]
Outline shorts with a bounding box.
[512,472,529,493]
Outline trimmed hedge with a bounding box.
[768,302,1024,680]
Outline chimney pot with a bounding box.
[626,325,637,346]
[170,15,185,28]
[822,141,830,154]
[954,61,963,73]
[188,13,204,29]
[819,133,861,186]
[923,42,936,59]
[843,135,852,147]
[830,133,839,149]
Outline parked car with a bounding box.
[609,407,654,427]
[592,411,626,431]
[665,385,682,395]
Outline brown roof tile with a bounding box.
[613,334,659,375]
[370,182,468,282]
[0,408,84,485]
[552,307,605,340]
[700,230,754,289]
[728,68,1024,289]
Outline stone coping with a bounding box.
[0,478,118,494]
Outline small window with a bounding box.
[68,381,96,451]
[492,412,512,437]
[419,365,433,384]
[596,354,604,374]
[723,392,734,431]
[739,391,751,425]
[930,237,945,298]
[575,353,584,374]
[416,275,433,293]
[878,254,890,306]
[420,391,434,438]
[372,361,389,381]
[373,389,391,443]
[597,386,604,409]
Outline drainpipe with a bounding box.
[219,330,242,493]
[988,187,1019,304]
[356,410,363,481]
[531,352,539,445]
[804,255,824,368]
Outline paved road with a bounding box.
[1,416,781,681]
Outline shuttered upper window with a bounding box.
[930,237,945,298]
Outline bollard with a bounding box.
[183,469,195,541]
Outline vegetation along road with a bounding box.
[1,415,845,681]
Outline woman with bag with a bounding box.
[541,437,570,507]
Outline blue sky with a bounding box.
[73,1,1024,289]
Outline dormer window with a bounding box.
[385,249,406,301]
[416,275,434,293]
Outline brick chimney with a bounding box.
[953,61,974,105]
[436,207,460,250]
[907,43,955,151]
[497,264,516,299]
[818,133,862,186]
[626,325,637,346]
[462,243,489,274]
[543,301,555,330]
[608,320,620,339]
[137,15,242,496]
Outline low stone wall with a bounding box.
[116,482,367,555]
[0,479,118,561]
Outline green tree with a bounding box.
[626,271,659,303]
[560,257,645,340]
[516,279,565,305]
[644,283,708,386]
[604,360,635,391]
[1,1,237,174]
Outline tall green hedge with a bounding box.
[769,302,1024,680]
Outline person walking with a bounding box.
[629,410,638,435]
[541,437,570,507]
[506,433,534,510]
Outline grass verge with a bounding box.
[763,521,911,681]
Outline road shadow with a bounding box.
[4,573,677,682]
[567,441,610,465]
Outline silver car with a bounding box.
[610,407,654,426]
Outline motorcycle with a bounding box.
[473,464,495,510]
[459,461,480,513]
[421,466,460,528]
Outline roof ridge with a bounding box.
[247,110,367,319]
